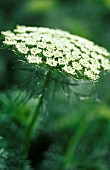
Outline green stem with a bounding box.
[24,71,51,158]
[64,119,89,167]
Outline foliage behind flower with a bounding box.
[1,25,110,80]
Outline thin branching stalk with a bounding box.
[63,119,90,168]
[24,71,51,158]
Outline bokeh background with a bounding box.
[0,0,110,170]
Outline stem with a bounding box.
[24,71,51,158]
[64,119,89,167]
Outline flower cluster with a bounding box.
[1,25,110,80]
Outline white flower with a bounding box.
[37,42,47,49]
[101,59,110,70]
[46,58,57,66]
[46,44,56,51]
[63,47,71,54]
[80,58,90,68]
[94,45,110,56]
[81,53,90,59]
[90,59,101,68]
[72,62,82,70]
[53,50,63,58]
[92,69,100,75]
[72,51,81,60]
[2,25,110,81]
[27,55,42,64]
[14,25,38,33]
[1,31,15,37]
[65,53,75,61]
[58,58,67,65]
[84,69,99,80]
[3,38,17,46]
[43,50,53,57]
[30,47,42,55]
[62,65,76,75]
[16,43,29,54]
[25,37,36,45]
[42,35,51,42]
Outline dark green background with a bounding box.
[0,0,110,170]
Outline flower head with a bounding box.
[1,25,110,80]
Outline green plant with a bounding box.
[2,25,110,80]
[1,25,110,169]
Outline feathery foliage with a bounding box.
[0,89,34,170]
[1,24,110,170]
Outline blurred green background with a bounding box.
[0,0,110,170]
